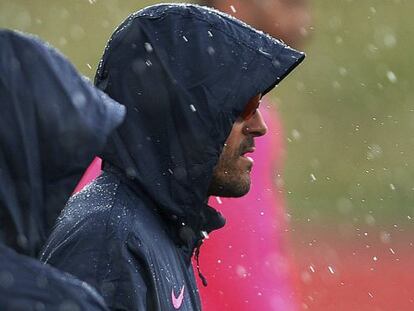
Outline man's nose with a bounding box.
[244,109,268,137]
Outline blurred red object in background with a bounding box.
[292,225,414,311]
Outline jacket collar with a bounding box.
[103,164,225,259]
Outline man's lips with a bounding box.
[240,147,255,166]
[240,147,255,157]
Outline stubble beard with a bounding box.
[208,140,253,198]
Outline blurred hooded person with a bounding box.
[0,30,125,310]
[192,1,312,310]
[41,4,304,311]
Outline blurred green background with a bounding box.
[278,0,414,230]
[2,0,413,229]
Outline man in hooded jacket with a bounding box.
[41,4,304,311]
[193,1,311,310]
[0,30,125,310]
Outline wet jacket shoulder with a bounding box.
[42,170,202,311]
[41,4,304,311]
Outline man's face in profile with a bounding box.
[208,94,267,197]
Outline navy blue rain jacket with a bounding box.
[0,30,125,310]
[41,4,305,311]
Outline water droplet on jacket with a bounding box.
[144,42,153,53]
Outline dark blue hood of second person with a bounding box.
[0,30,125,257]
[96,4,304,237]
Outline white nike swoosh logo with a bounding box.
[171,285,185,309]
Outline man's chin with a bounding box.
[239,156,254,171]
[208,176,251,198]
[223,187,250,198]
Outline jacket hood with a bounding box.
[96,4,304,238]
[0,30,125,256]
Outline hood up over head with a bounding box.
[0,30,125,257]
[96,4,304,240]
